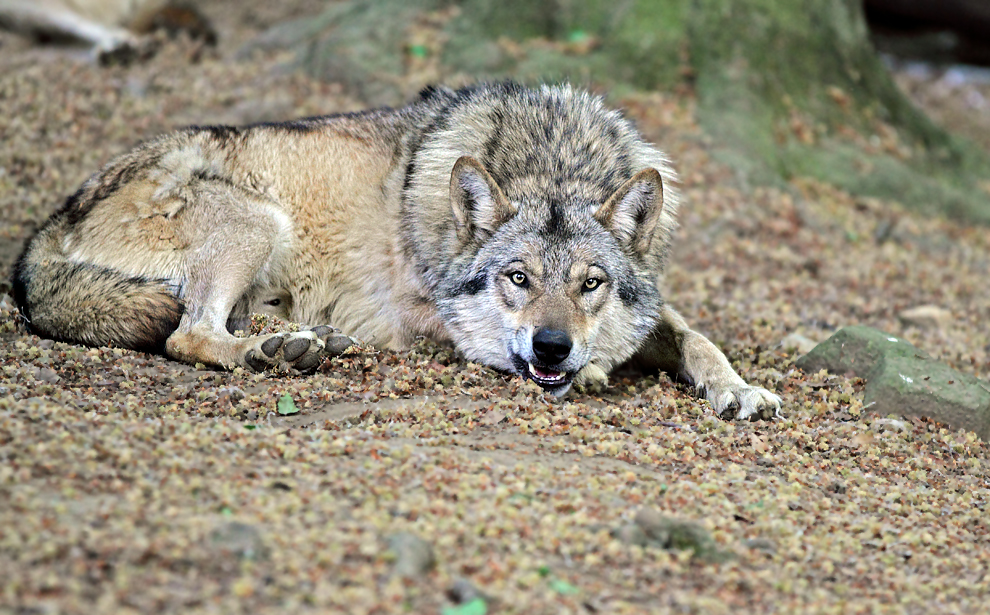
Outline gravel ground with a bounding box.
[2,3,990,613]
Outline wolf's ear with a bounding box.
[450,156,517,243]
[594,168,664,256]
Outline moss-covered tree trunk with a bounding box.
[250,0,990,222]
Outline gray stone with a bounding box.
[632,508,729,562]
[612,523,649,547]
[209,521,267,561]
[865,355,990,439]
[34,368,60,384]
[386,532,435,577]
[797,325,990,440]
[795,325,928,378]
[742,537,777,554]
[447,578,490,605]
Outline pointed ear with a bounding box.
[450,156,516,243]
[594,168,664,255]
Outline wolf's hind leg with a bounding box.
[634,304,782,420]
[160,181,333,373]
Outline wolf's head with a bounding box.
[436,155,667,396]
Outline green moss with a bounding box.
[781,140,990,224]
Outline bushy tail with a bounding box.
[12,225,183,352]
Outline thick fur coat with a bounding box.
[14,83,781,419]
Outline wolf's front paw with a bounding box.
[573,363,608,393]
[245,327,358,374]
[245,331,325,373]
[707,385,782,421]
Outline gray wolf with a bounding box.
[13,82,781,420]
[0,0,215,58]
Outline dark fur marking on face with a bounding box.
[541,199,573,242]
[617,281,639,307]
[450,272,488,296]
[402,160,416,192]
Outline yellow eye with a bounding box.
[583,278,601,291]
[510,271,528,287]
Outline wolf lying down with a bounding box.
[14,82,781,420]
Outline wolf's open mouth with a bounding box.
[527,362,571,388]
[510,354,573,392]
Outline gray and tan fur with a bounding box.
[13,82,781,419]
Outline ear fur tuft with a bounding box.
[449,156,516,242]
[594,168,664,255]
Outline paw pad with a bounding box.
[243,326,357,374]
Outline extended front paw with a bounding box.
[573,363,608,393]
[707,385,782,421]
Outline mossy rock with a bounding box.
[795,325,929,378]
[865,355,990,440]
[798,326,990,439]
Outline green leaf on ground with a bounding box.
[442,598,487,615]
[549,579,579,595]
[277,393,299,415]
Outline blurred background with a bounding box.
[2,0,987,226]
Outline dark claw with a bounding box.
[245,350,269,372]
[282,337,311,362]
[293,352,322,372]
[757,402,776,420]
[261,335,284,357]
[324,334,354,356]
[310,325,336,339]
[719,399,740,420]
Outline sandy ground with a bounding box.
[2,2,990,614]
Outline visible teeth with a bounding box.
[528,362,564,381]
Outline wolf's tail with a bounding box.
[12,219,183,352]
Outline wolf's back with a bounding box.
[12,210,183,352]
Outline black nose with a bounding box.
[532,329,572,365]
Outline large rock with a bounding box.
[386,532,435,577]
[795,325,929,378]
[865,355,990,438]
[797,326,990,439]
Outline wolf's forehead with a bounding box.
[501,217,614,272]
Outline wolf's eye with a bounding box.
[265,298,282,306]
[509,271,528,287]
[583,278,602,292]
